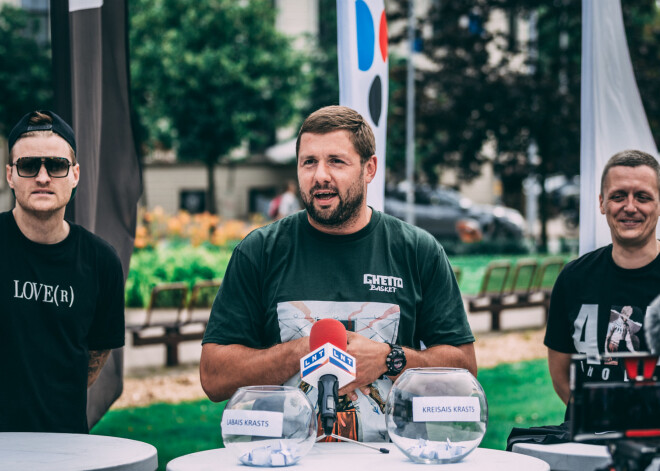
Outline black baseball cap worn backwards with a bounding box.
[8,110,77,156]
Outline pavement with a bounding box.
[122,304,547,374]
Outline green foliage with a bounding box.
[386,0,660,248]
[91,359,564,469]
[0,4,52,137]
[129,0,306,212]
[387,0,519,183]
[300,0,340,115]
[124,245,572,305]
[92,400,226,471]
[440,238,530,256]
[387,0,660,184]
[125,244,233,307]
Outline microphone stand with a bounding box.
[316,433,390,454]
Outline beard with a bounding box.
[301,172,366,229]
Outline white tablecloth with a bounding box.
[0,432,157,471]
[167,442,550,471]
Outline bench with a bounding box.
[467,260,512,331]
[127,280,222,366]
[467,257,566,331]
[528,256,566,321]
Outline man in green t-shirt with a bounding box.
[201,106,476,442]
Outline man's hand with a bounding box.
[337,334,477,401]
[338,332,389,400]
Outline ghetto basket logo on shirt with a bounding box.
[363,274,403,293]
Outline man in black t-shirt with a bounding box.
[545,149,660,406]
[1,111,125,433]
[201,106,476,441]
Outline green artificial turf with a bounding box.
[92,358,566,470]
[449,254,573,295]
[477,358,566,450]
[92,400,226,469]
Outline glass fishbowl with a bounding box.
[385,368,488,464]
[221,386,317,467]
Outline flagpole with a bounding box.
[405,0,415,225]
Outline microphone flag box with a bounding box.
[300,343,356,388]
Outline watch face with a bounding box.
[387,345,406,374]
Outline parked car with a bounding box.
[384,184,526,244]
[546,174,579,228]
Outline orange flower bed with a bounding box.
[135,207,266,249]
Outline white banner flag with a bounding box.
[337,0,389,211]
[580,0,658,254]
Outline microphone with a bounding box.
[646,295,660,355]
[300,319,356,436]
[300,319,390,454]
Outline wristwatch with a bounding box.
[385,342,407,376]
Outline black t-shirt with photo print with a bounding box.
[0,211,124,433]
[544,244,660,384]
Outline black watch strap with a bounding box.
[385,342,407,376]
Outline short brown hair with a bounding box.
[9,112,77,164]
[600,149,660,195]
[295,106,375,164]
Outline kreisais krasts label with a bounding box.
[412,396,481,422]
[221,410,284,438]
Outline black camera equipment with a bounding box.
[570,352,660,471]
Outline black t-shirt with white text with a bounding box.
[0,211,125,433]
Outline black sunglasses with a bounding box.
[11,157,72,178]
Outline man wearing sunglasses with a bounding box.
[1,110,125,433]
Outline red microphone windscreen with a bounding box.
[310,318,347,351]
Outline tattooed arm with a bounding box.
[88,350,111,387]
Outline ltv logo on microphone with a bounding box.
[300,343,356,388]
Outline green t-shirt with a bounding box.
[204,209,474,441]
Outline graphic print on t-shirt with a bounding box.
[571,303,648,381]
[277,300,400,442]
[13,279,75,307]
[603,305,643,365]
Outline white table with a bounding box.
[167,442,550,470]
[0,432,158,471]
[512,442,612,471]
[512,442,660,471]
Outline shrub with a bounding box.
[126,244,233,308]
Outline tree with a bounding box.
[0,4,52,138]
[387,0,519,184]
[387,0,660,249]
[130,0,305,213]
[300,0,340,116]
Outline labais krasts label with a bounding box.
[221,410,284,437]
